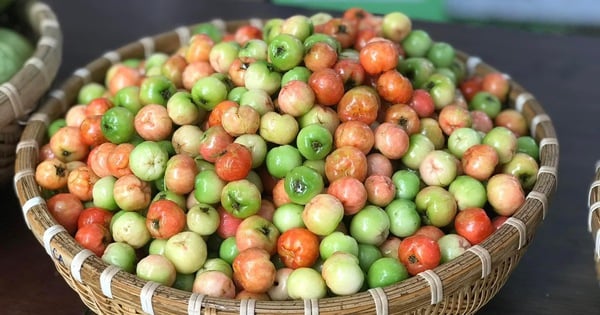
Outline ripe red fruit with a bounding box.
[359,39,399,75]
[145,200,187,239]
[398,235,441,276]
[215,142,253,182]
[75,223,112,256]
[454,207,495,245]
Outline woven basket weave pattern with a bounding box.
[0,0,61,182]
[14,19,558,315]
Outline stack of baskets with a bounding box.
[13,18,559,315]
[0,0,61,183]
[589,161,600,284]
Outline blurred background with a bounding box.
[270,0,600,36]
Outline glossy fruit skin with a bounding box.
[235,215,280,254]
[469,91,502,119]
[398,234,441,276]
[336,85,380,126]
[50,126,90,163]
[277,227,320,269]
[284,165,324,205]
[80,115,108,147]
[268,33,305,72]
[47,193,84,235]
[232,247,276,294]
[334,121,374,155]
[266,144,303,179]
[74,223,112,256]
[145,199,187,239]
[67,165,99,202]
[214,143,253,182]
[296,124,333,160]
[367,257,409,289]
[454,207,495,245]
[77,207,113,230]
[101,107,135,144]
[359,39,399,75]
[35,158,69,190]
[220,179,262,219]
[327,176,368,215]
[164,154,198,195]
[308,68,345,106]
[376,70,413,104]
[325,146,368,183]
[401,29,432,58]
[481,72,510,103]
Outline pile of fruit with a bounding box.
[35,8,541,300]
[0,0,34,83]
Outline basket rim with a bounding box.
[13,18,559,315]
[0,0,62,129]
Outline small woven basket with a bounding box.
[13,19,559,315]
[0,0,61,183]
[589,161,600,284]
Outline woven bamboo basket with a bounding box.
[0,0,61,182]
[589,161,600,284]
[13,19,559,315]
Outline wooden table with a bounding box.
[2,1,599,314]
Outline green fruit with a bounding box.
[426,42,455,68]
[401,29,433,58]
[469,91,502,119]
[0,42,22,82]
[284,165,324,205]
[0,27,33,59]
[192,22,224,42]
[517,136,540,161]
[47,118,66,138]
[0,27,32,81]
[101,107,135,144]
[77,82,107,105]
[367,257,409,288]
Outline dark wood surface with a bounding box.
[2,1,599,314]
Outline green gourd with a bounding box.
[0,27,34,82]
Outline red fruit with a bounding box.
[217,206,243,239]
[214,143,253,182]
[308,68,345,106]
[85,97,113,116]
[384,103,420,135]
[320,18,358,49]
[304,42,338,72]
[459,75,482,102]
[481,72,510,103]
[376,69,413,104]
[337,85,380,125]
[413,225,445,241]
[77,207,113,230]
[47,193,84,235]
[398,235,441,276]
[234,25,262,45]
[327,176,368,215]
[359,39,399,75]
[454,208,495,245]
[232,247,276,294]
[325,146,368,183]
[333,58,366,89]
[145,200,187,239]
[75,223,112,256]
[277,228,320,269]
[80,115,108,147]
